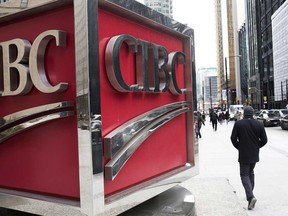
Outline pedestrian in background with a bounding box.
[224,110,230,124]
[230,106,267,210]
[234,111,241,121]
[218,112,224,124]
[194,120,200,138]
[195,111,205,138]
[239,111,243,120]
[210,110,218,131]
[202,111,206,122]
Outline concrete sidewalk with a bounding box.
[177,120,247,216]
[181,177,246,216]
[180,120,247,216]
[194,120,288,216]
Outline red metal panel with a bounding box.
[0,5,80,199]
[98,9,188,196]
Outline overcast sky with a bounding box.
[173,0,217,68]
[135,0,245,69]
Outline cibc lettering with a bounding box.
[0,30,68,96]
[105,34,186,94]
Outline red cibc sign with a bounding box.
[0,0,198,215]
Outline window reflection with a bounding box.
[0,0,56,18]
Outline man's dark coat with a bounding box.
[230,118,267,163]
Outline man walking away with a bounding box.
[230,106,267,210]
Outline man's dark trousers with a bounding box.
[240,163,256,201]
[212,120,217,131]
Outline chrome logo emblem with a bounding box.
[104,101,190,180]
[0,101,74,143]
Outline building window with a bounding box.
[20,0,28,8]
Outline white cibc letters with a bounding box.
[0,30,68,96]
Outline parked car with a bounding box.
[256,110,280,127]
[254,109,268,119]
[229,105,244,120]
[272,109,288,118]
[259,109,269,114]
[254,109,260,116]
[253,109,261,119]
[280,109,288,117]
[280,115,288,130]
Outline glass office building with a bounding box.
[238,24,248,103]
[144,0,173,18]
[196,68,218,111]
[272,0,288,104]
[246,0,286,109]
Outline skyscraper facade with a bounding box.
[215,0,242,108]
[196,68,218,111]
[238,24,248,103]
[226,0,236,90]
[144,0,173,18]
[0,0,47,15]
[226,0,241,105]
[214,0,225,105]
[245,0,262,108]
[0,0,33,16]
[246,0,286,109]
[272,1,288,105]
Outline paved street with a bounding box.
[196,119,288,216]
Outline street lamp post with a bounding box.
[281,80,288,103]
[209,77,212,109]
[286,79,288,101]
[225,57,229,110]
[281,81,284,101]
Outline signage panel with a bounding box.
[0,0,197,215]
[98,9,190,197]
[0,5,80,199]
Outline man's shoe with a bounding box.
[248,197,257,210]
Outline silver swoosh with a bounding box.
[104,101,190,159]
[104,101,190,180]
[0,101,74,143]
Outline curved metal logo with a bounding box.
[0,101,74,143]
[104,101,190,180]
[105,34,186,95]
